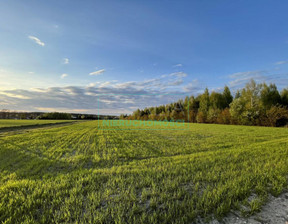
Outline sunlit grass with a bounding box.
[0,121,287,223]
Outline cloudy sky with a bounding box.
[1,0,288,115]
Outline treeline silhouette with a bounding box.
[121,80,288,127]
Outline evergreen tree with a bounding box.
[281,88,288,106]
[222,86,233,108]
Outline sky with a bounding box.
[1,0,288,115]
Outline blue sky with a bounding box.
[1,0,288,114]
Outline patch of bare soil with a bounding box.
[197,192,288,224]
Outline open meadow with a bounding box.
[0,120,288,223]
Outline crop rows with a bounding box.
[0,119,71,128]
[0,121,288,223]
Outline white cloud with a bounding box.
[228,70,267,88]
[275,60,288,65]
[89,69,105,76]
[183,79,201,92]
[0,71,202,114]
[167,80,183,86]
[61,73,68,79]
[63,58,69,64]
[227,70,288,89]
[28,36,45,46]
[173,64,183,67]
[161,72,187,78]
[170,72,187,78]
[29,88,48,93]
[0,91,31,99]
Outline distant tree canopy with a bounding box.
[37,112,72,120]
[124,80,288,127]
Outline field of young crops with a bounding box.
[0,119,72,129]
[0,120,288,223]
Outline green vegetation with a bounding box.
[123,80,288,127]
[0,119,71,129]
[0,121,288,223]
[37,112,72,120]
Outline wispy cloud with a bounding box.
[228,70,268,88]
[275,60,288,65]
[28,35,45,46]
[173,64,183,67]
[0,91,31,99]
[61,73,68,79]
[161,72,187,78]
[228,70,288,89]
[89,69,105,76]
[183,79,201,92]
[63,58,69,64]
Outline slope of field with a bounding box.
[0,119,72,128]
[0,121,288,223]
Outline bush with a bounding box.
[266,105,288,127]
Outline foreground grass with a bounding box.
[0,121,288,223]
[0,119,72,129]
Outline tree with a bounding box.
[170,109,178,121]
[234,90,241,99]
[198,88,210,122]
[230,80,262,125]
[222,86,233,108]
[210,92,225,110]
[38,112,71,120]
[196,111,206,123]
[281,88,288,106]
[207,108,220,123]
[132,109,141,120]
[266,105,288,127]
[229,97,246,124]
[260,83,281,109]
[217,108,231,124]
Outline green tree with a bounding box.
[260,83,281,109]
[281,88,288,106]
[198,88,210,122]
[230,80,262,125]
[209,92,225,109]
[222,86,233,108]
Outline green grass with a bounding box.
[0,121,288,223]
[0,119,72,128]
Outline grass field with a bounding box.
[0,119,72,129]
[0,120,288,223]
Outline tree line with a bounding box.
[120,80,288,127]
